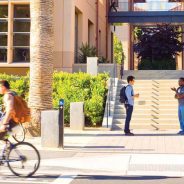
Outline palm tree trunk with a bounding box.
[29,0,54,136]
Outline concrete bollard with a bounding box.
[70,102,84,130]
[87,57,98,76]
[41,110,64,148]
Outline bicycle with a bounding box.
[0,130,40,177]
[0,105,25,143]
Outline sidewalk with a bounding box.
[26,128,184,154]
[23,129,184,177]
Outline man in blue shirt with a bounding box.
[124,76,139,136]
[171,77,184,135]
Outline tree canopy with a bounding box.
[114,34,125,64]
[134,25,184,69]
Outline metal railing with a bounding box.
[109,0,184,12]
[106,63,117,128]
[106,78,113,128]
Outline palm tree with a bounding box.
[29,0,54,136]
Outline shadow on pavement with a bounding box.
[64,146,125,149]
[75,175,181,180]
[65,133,180,137]
[64,146,154,152]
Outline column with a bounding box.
[62,0,75,72]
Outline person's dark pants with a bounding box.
[124,104,133,133]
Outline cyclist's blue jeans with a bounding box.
[178,105,184,131]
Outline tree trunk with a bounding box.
[29,0,54,136]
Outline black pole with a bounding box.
[106,102,109,128]
[113,62,116,87]
[59,106,64,148]
[111,78,113,101]
[108,88,111,116]
[59,99,65,148]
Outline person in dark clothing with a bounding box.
[109,0,118,12]
[124,76,139,136]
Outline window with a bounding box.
[0,35,7,46]
[13,48,30,63]
[14,5,30,18]
[0,5,8,18]
[13,34,30,46]
[99,30,102,56]
[0,22,8,32]
[14,20,30,32]
[13,4,30,62]
[0,5,8,62]
[75,12,79,63]
[88,20,94,47]
[0,49,7,63]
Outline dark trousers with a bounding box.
[124,104,133,133]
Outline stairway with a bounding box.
[112,79,180,130]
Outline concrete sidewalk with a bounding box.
[21,129,184,177]
[26,128,184,154]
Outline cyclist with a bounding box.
[0,80,15,138]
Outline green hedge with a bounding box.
[0,72,109,126]
[138,58,176,70]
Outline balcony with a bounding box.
[108,0,184,23]
[110,0,184,12]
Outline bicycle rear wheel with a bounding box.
[7,142,40,177]
[12,123,25,143]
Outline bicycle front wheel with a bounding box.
[7,142,40,177]
[12,123,25,143]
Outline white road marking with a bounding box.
[51,174,77,184]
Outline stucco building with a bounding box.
[0,0,113,75]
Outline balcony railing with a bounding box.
[109,0,184,12]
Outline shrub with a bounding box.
[53,72,109,126]
[138,58,176,70]
[78,43,97,63]
[0,72,109,127]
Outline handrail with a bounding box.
[106,78,113,128]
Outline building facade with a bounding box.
[0,0,112,75]
[110,0,184,70]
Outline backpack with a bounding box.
[119,86,128,104]
[11,95,30,123]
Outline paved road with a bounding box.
[0,150,77,184]
[0,168,60,184]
